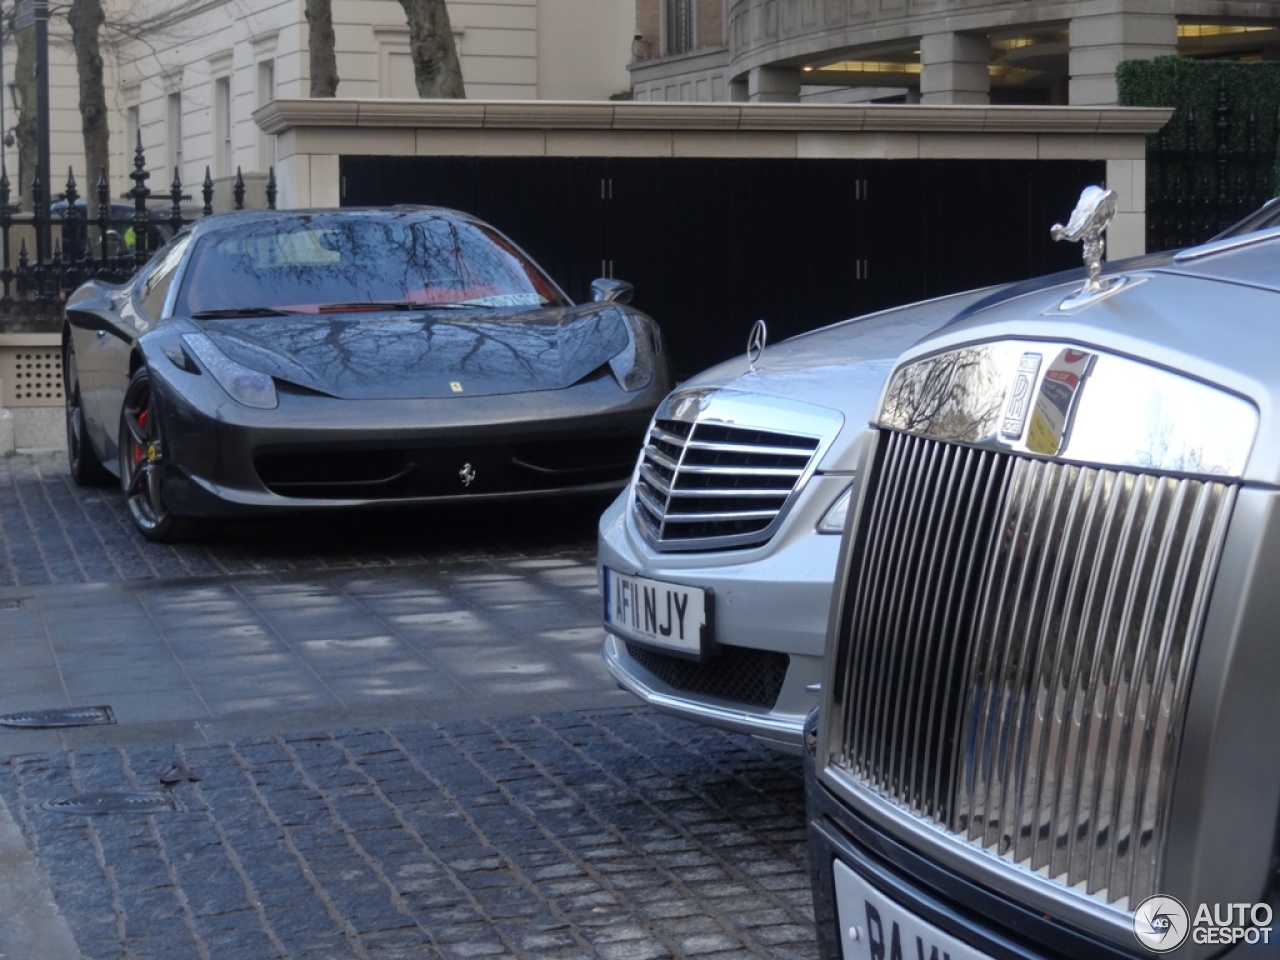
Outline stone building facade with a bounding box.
[4,0,634,205]
[630,0,1280,105]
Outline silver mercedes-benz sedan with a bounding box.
[597,285,1005,753]
[596,183,1275,755]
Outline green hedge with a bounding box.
[1117,56,1280,191]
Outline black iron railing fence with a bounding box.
[1,136,276,318]
[1146,81,1278,251]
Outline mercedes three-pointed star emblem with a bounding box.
[746,319,768,370]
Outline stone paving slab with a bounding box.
[0,560,640,760]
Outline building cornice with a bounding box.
[254,98,1173,137]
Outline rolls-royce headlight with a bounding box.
[608,315,660,392]
[182,333,278,409]
[816,483,854,534]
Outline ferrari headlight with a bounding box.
[608,314,658,392]
[816,483,854,534]
[182,333,278,409]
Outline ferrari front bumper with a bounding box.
[154,368,661,517]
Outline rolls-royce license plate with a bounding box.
[603,568,710,657]
[833,859,989,960]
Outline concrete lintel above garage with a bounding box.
[255,97,1171,138]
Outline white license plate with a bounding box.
[833,859,991,960]
[603,567,710,657]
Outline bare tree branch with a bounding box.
[69,0,109,191]
[13,9,36,206]
[397,0,464,99]
[305,0,338,97]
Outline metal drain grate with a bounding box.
[42,792,177,815]
[0,705,116,728]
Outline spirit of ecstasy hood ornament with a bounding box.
[1050,185,1125,311]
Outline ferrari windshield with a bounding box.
[175,212,568,316]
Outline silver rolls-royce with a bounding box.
[807,189,1280,958]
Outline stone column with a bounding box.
[0,375,12,455]
[747,66,800,103]
[920,32,990,105]
[1069,11,1176,106]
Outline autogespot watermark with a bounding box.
[1133,895,1274,952]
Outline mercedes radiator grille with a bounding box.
[829,430,1235,908]
[633,417,821,551]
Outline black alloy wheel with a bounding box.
[118,367,199,542]
[64,338,113,486]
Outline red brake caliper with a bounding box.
[132,408,150,467]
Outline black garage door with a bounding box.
[341,156,1103,379]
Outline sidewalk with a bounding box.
[0,451,817,960]
[0,560,635,757]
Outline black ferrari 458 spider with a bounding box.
[62,206,670,541]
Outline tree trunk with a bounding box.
[305,0,340,97]
[13,15,36,208]
[397,0,465,99]
[69,0,110,197]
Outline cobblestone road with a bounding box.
[0,713,812,960]
[0,452,817,960]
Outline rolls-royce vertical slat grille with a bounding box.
[634,418,821,549]
[832,430,1235,908]
[840,436,1012,819]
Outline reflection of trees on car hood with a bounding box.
[197,305,631,400]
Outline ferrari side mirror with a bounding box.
[590,278,634,304]
[65,297,120,330]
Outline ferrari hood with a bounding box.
[196,304,630,400]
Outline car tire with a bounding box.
[118,367,201,542]
[63,339,113,486]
